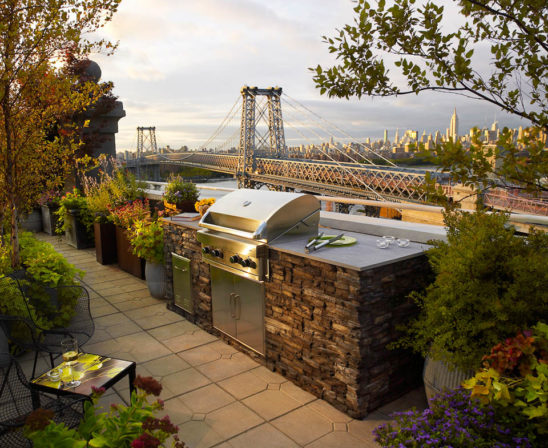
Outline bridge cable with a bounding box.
[198,95,242,151]
[283,93,397,167]
[281,107,387,202]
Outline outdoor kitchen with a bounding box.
[162,189,442,419]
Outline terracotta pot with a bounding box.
[115,226,145,278]
[94,222,117,265]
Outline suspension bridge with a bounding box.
[124,86,548,215]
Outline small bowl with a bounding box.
[382,235,395,244]
[47,369,62,381]
[376,239,389,249]
[396,238,410,247]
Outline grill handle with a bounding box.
[200,222,262,241]
[229,293,237,318]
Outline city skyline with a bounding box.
[93,0,530,151]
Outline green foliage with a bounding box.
[398,210,548,372]
[463,323,548,436]
[129,219,165,265]
[163,175,199,203]
[25,378,186,448]
[0,232,84,331]
[55,189,94,236]
[82,161,146,223]
[312,0,547,130]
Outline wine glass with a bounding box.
[60,337,81,387]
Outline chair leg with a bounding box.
[49,353,54,368]
[32,351,38,379]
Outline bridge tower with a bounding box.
[237,86,286,188]
[136,127,158,179]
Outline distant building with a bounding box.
[449,108,459,142]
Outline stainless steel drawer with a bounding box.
[172,253,193,314]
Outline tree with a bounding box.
[312,0,547,131]
[0,0,121,266]
[312,0,547,198]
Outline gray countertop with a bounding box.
[270,228,430,271]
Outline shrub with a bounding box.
[374,388,532,448]
[25,377,187,448]
[463,323,548,439]
[55,188,94,236]
[398,210,548,372]
[108,199,150,230]
[0,232,84,330]
[163,175,199,204]
[129,219,164,265]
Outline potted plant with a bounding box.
[397,210,548,400]
[38,191,62,235]
[129,219,166,299]
[163,175,199,213]
[109,199,150,278]
[25,376,187,448]
[55,188,94,249]
[195,197,216,216]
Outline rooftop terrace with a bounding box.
[20,233,427,448]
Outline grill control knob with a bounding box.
[229,255,241,264]
[202,246,211,254]
[240,258,252,267]
[212,249,223,258]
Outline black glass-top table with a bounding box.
[31,353,136,398]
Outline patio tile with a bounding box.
[163,329,218,353]
[141,353,191,377]
[249,366,287,384]
[305,431,372,448]
[218,371,268,400]
[115,295,161,311]
[242,389,301,421]
[149,320,200,341]
[90,297,118,317]
[228,423,300,448]
[161,367,211,398]
[177,384,235,414]
[306,399,353,423]
[159,396,194,425]
[196,352,259,382]
[280,381,316,405]
[102,289,152,305]
[93,312,142,339]
[178,420,224,448]
[348,411,390,445]
[272,406,332,446]
[178,340,238,367]
[205,402,263,440]
[124,303,183,329]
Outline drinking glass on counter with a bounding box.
[61,337,81,387]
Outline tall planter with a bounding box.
[20,208,43,233]
[94,222,117,265]
[423,356,473,402]
[65,210,94,249]
[115,226,144,279]
[145,261,167,299]
[41,205,59,235]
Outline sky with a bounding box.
[93,0,528,152]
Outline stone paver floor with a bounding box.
[22,233,427,448]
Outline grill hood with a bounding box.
[198,189,320,242]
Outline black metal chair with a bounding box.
[2,272,95,378]
[0,317,84,447]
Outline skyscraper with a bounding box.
[449,108,459,142]
[383,129,388,144]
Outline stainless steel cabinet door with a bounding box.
[211,267,237,338]
[172,254,193,314]
[234,276,265,355]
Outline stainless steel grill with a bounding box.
[197,189,320,282]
